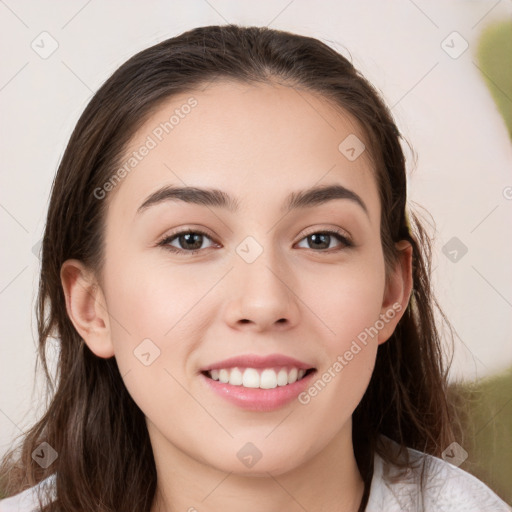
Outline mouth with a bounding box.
[200,365,318,412]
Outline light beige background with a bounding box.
[1,0,511,456]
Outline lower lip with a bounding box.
[199,370,317,412]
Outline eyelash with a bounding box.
[157,227,353,255]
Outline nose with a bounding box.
[222,245,301,332]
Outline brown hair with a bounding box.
[0,24,462,511]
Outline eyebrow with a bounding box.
[136,183,369,217]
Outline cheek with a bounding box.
[103,245,201,330]
[295,257,385,431]
[102,253,218,369]
[101,258,208,420]
[302,251,387,349]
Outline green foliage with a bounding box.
[476,20,512,139]
[452,366,512,505]
[461,21,512,504]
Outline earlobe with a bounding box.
[377,240,414,345]
[60,259,115,358]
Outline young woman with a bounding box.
[0,24,510,512]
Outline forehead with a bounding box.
[106,80,380,224]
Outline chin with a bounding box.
[205,448,306,477]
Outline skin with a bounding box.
[61,81,413,512]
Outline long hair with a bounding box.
[0,24,462,511]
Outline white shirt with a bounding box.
[366,437,512,511]
[1,438,510,511]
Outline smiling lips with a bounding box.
[199,353,317,411]
[201,353,315,388]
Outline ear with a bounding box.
[377,240,413,345]
[60,259,115,358]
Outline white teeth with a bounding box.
[229,367,243,386]
[277,368,289,386]
[206,366,310,389]
[242,368,260,388]
[260,369,277,389]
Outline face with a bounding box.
[69,81,409,476]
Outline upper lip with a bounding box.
[200,353,316,372]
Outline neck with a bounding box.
[149,420,365,512]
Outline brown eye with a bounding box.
[296,230,353,252]
[158,230,216,255]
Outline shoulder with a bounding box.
[366,435,512,512]
[0,474,56,512]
